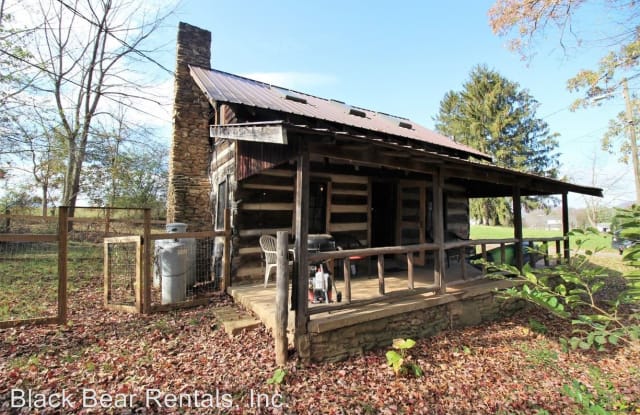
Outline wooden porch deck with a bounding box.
[228,259,515,342]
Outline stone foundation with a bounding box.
[307,289,525,362]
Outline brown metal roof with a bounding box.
[190,66,491,161]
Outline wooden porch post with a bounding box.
[433,169,446,295]
[513,186,524,271]
[275,231,289,365]
[562,192,570,263]
[293,147,310,357]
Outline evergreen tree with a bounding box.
[434,65,560,225]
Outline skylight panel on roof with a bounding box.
[349,108,367,118]
[285,94,307,104]
[398,121,413,129]
[273,86,309,105]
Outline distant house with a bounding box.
[546,219,562,231]
[166,22,602,361]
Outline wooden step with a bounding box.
[212,305,262,336]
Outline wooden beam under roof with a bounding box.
[210,121,288,144]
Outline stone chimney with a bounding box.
[166,22,212,227]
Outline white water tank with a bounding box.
[160,241,187,304]
[154,223,197,289]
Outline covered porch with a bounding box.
[214,121,602,362]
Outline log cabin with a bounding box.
[166,22,602,361]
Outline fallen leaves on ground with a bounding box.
[1,277,639,414]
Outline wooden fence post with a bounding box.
[275,231,289,365]
[57,206,68,325]
[104,239,110,307]
[142,208,151,314]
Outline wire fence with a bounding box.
[0,210,67,329]
[104,216,231,314]
[1,207,230,325]
[0,240,59,322]
[104,236,141,310]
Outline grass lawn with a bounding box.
[0,241,101,321]
[471,225,614,252]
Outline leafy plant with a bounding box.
[486,227,640,352]
[562,367,632,415]
[266,368,286,385]
[385,338,423,377]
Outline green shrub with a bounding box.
[486,228,639,352]
[385,338,423,378]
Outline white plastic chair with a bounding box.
[259,235,294,287]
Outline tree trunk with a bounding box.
[41,183,48,217]
[62,140,87,226]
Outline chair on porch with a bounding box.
[259,234,294,288]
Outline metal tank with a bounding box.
[160,241,187,304]
[154,223,197,290]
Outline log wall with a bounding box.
[319,173,370,247]
[444,183,470,239]
[209,141,470,284]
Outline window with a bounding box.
[216,179,228,230]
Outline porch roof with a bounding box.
[190,66,491,162]
[213,120,603,198]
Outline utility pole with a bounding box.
[622,78,640,204]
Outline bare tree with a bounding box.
[82,107,168,211]
[5,103,65,215]
[6,0,173,218]
[581,151,628,227]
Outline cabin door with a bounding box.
[396,181,428,266]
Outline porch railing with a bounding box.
[306,235,567,314]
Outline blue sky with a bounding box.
[156,0,635,208]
